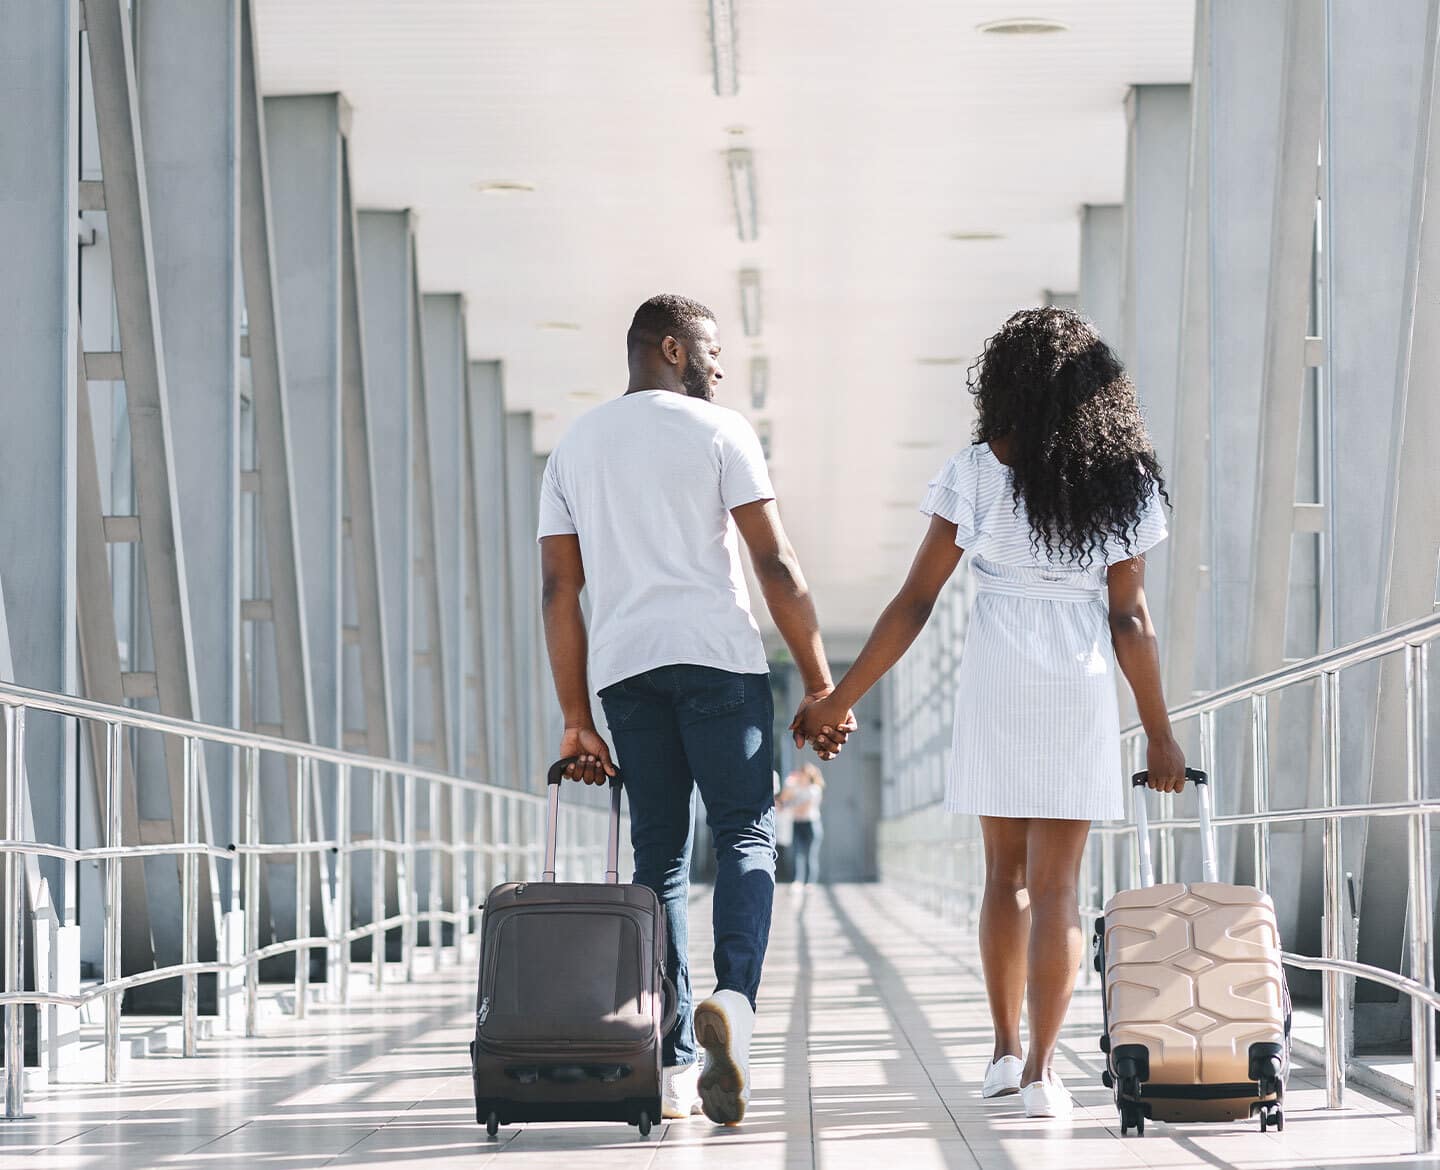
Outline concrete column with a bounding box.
[264,95,344,753]
[469,361,516,786]
[423,294,469,775]
[1121,84,1191,635]
[1332,0,1438,1033]
[357,210,415,763]
[506,412,541,788]
[1078,204,1124,347]
[135,0,242,875]
[0,0,80,912]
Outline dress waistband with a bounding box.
[974,576,1105,603]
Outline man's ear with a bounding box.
[660,335,685,368]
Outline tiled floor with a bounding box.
[2,884,1435,1168]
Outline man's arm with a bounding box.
[730,500,852,750]
[539,534,615,784]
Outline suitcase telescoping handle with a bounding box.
[1131,768,1217,887]
[542,758,623,885]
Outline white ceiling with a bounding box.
[256,0,1195,644]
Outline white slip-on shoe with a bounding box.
[693,990,754,1125]
[1020,1072,1074,1120]
[662,1061,702,1119]
[982,1055,1024,1098]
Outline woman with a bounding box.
[778,763,825,887]
[794,307,1187,1121]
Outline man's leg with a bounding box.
[674,669,775,1006]
[599,674,696,1068]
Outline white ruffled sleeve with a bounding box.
[919,448,980,547]
[1105,481,1169,565]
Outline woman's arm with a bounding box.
[1107,554,1186,792]
[793,515,963,745]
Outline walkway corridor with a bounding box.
[2,886,1429,1169]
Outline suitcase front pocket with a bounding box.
[479,907,655,1053]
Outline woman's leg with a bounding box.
[805,821,822,885]
[979,816,1030,1063]
[792,823,813,885]
[1020,818,1092,1085]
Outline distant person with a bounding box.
[794,307,1186,1121]
[778,763,825,888]
[771,770,795,883]
[538,294,854,1125]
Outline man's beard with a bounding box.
[682,350,713,400]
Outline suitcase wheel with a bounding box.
[1259,1104,1283,1133]
[637,1110,652,1138]
[1119,1102,1145,1137]
[485,1111,500,1139]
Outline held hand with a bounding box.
[1145,736,1187,794]
[790,691,858,760]
[558,726,617,786]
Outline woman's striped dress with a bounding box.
[920,443,1168,822]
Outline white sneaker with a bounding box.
[694,990,754,1125]
[662,1061,702,1119]
[1021,1072,1073,1120]
[982,1055,1023,1098]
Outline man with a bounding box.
[537,293,852,1125]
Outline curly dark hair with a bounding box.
[968,306,1167,566]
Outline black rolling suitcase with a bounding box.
[470,759,676,1138]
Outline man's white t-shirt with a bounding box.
[536,389,775,694]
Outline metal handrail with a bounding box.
[0,679,621,1119]
[879,610,1440,1153]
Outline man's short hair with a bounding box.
[627,294,716,355]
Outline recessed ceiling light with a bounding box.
[474,180,536,195]
[898,439,945,450]
[726,125,748,137]
[977,18,1069,35]
[916,357,967,366]
[537,321,581,331]
[947,231,1006,241]
[884,500,919,509]
[566,390,604,403]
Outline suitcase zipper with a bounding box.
[478,997,490,1026]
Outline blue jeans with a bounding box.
[792,820,822,885]
[599,664,776,1068]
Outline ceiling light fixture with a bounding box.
[709,0,739,96]
[749,356,769,410]
[566,390,604,403]
[739,268,763,337]
[898,439,945,450]
[474,180,536,195]
[756,419,773,461]
[916,356,967,366]
[977,17,1069,35]
[727,148,759,242]
[537,321,582,331]
[947,231,1007,241]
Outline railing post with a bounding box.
[1321,669,1346,1109]
[452,786,468,954]
[1406,643,1436,1152]
[181,735,200,1057]
[4,705,27,1118]
[365,772,377,991]
[244,746,260,1038]
[402,772,416,982]
[1251,693,1272,891]
[104,721,124,1083]
[293,756,310,1019]
[334,763,351,1004]
[428,780,441,969]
